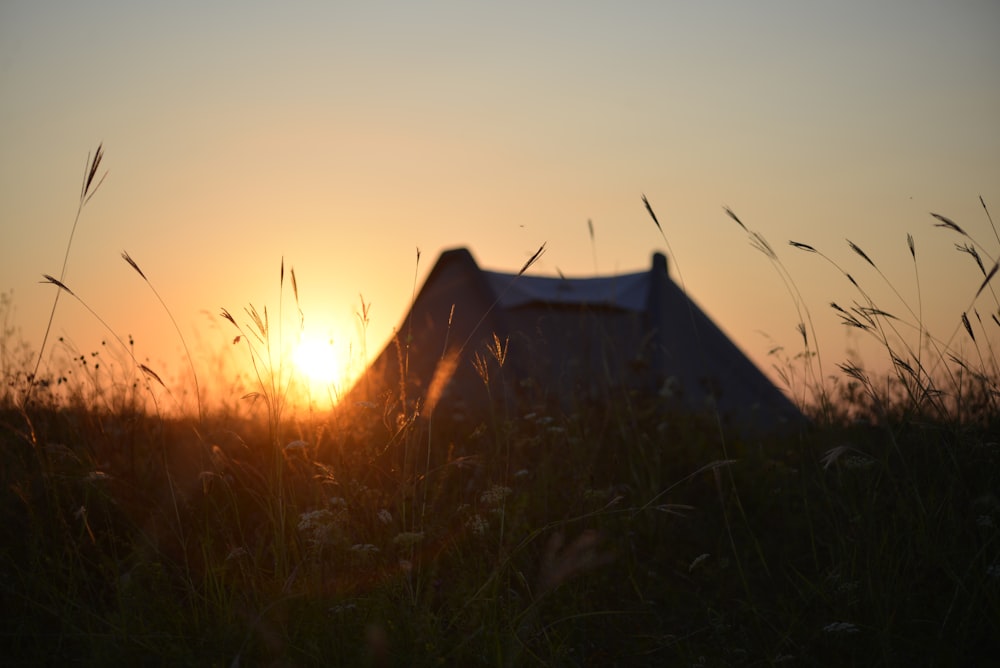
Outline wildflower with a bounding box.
[822,621,860,634]
[329,497,348,508]
[844,455,875,470]
[298,508,347,547]
[226,546,249,561]
[837,580,860,594]
[480,485,512,506]
[351,543,380,554]
[298,508,333,530]
[821,444,871,470]
[465,514,489,536]
[392,532,424,548]
[377,509,393,525]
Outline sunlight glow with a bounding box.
[293,335,340,389]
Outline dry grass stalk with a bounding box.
[28,145,107,410]
[122,251,203,421]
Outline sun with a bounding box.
[292,335,341,389]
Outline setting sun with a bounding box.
[292,335,340,389]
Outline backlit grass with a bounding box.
[1,151,997,666]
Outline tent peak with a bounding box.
[652,251,668,276]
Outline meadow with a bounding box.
[1,149,998,666]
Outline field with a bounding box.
[1,156,998,666]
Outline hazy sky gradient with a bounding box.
[2,1,998,403]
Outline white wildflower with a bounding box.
[480,485,512,507]
[377,509,393,525]
[226,546,249,561]
[837,580,860,594]
[298,508,334,531]
[298,508,347,546]
[465,514,489,536]
[821,444,872,470]
[822,621,860,634]
[844,455,875,470]
[392,532,424,548]
[351,543,380,554]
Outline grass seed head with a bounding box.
[121,251,147,280]
[932,212,967,236]
[723,206,746,231]
[847,239,876,268]
[961,312,975,342]
[642,194,662,232]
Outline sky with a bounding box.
[1,0,999,410]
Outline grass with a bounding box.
[1,151,998,666]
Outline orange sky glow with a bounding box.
[1,1,998,414]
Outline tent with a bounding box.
[347,247,802,429]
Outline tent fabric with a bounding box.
[348,247,802,429]
[484,270,650,311]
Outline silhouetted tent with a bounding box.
[346,247,802,430]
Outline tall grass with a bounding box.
[1,154,997,665]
